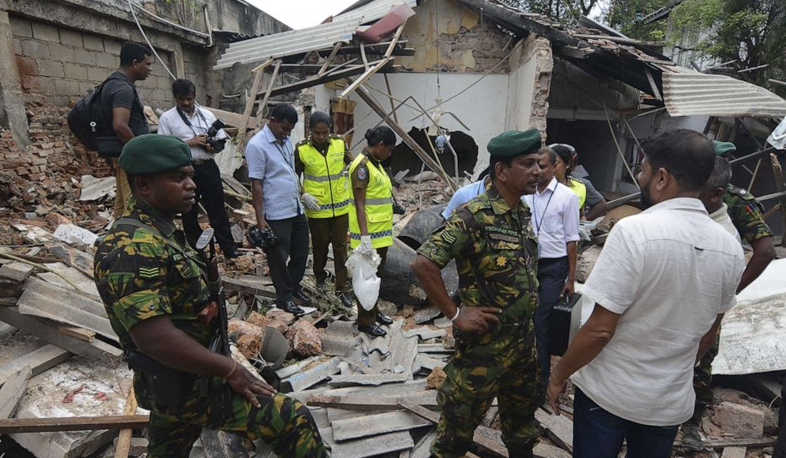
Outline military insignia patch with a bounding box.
[496,256,507,267]
[139,267,159,278]
[357,167,368,180]
[440,231,457,244]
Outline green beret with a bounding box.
[119,134,192,174]
[487,129,541,158]
[713,141,736,157]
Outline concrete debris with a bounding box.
[78,176,115,202]
[413,305,442,324]
[52,224,98,247]
[228,318,265,359]
[286,319,323,357]
[426,367,447,390]
[404,327,446,340]
[712,401,765,438]
[321,320,358,356]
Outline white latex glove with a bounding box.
[301,193,321,211]
[358,235,374,256]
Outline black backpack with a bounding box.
[67,74,126,152]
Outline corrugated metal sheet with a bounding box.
[213,18,361,70]
[334,0,417,24]
[663,72,786,118]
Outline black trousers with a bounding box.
[775,373,786,458]
[267,214,309,303]
[534,256,568,388]
[182,160,236,255]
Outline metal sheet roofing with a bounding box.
[663,72,786,118]
[334,0,417,24]
[213,18,360,70]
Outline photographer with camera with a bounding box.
[158,79,238,259]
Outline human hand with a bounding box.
[453,306,502,334]
[358,235,374,254]
[301,193,321,211]
[547,377,567,416]
[187,135,207,148]
[225,363,277,408]
[560,280,574,299]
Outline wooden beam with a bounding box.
[251,59,274,74]
[360,42,369,70]
[318,42,342,76]
[0,366,31,418]
[307,393,438,410]
[114,387,138,458]
[340,59,390,100]
[0,415,149,434]
[236,68,265,148]
[385,23,407,59]
[201,107,247,129]
[254,59,282,132]
[0,344,69,388]
[535,409,573,452]
[353,84,457,191]
[58,326,95,342]
[645,69,662,100]
[263,63,379,98]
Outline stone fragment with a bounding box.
[246,311,271,329]
[266,309,294,333]
[286,319,322,357]
[228,319,264,359]
[426,367,447,390]
[712,401,765,438]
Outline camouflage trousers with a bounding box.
[141,378,327,458]
[686,331,721,425]
[432,323,543,458]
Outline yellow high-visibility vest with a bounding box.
[349,154,393,249]
[568,177,587,210]
[298,137,350,218]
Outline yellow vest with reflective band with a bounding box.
[568,177,587,210]
[349,154,393,249]
[298,137,350,218]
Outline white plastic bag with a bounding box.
[345,249,381,311]
[768,115,786,150]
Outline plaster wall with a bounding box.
[505,36,552,136]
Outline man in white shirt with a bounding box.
[699,156,740,242]
[523,147,580,388]
[158,79,237,258]
[547,129,745,458]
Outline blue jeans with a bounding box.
[534,256,568,388]
[573,388,679,458]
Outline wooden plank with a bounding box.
[535,408,573,452]
[265,63,378,98]
[202,107,246,130]
[360,42,369,70]
[331,410,430,441]
[307,392,438,410]
[318,42,342,76]
[0,415,149,433]
[0,366,31,418]
[251,58,274,74]
[113,386,137,458]
[221,276,277,299]
[17,278,117,341]
[0,344,69,388]
[340,58,390,100]
[683,437,776,449]
[384,23,407,59]
[58,326,95,342]
[0,307,123,359]
[253,59,282,131]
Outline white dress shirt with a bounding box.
[523,177,580,259]
[709,203,741,243]
[158,106,228,161]
[573,197,745,426]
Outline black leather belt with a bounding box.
[192,159,213,166]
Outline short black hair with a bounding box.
[126,172,138,193]
[551,144,575,168]
[365,126,396,146]
[172,79,196,98]
[309,111,332,128]
[705,156,732,191]
[489,156,514,181]
[270,104,298,125]
[120,42,152,66]
[540,147,557,164]
[640,129,715,192]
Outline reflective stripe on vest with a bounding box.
[299,138,350,218]
[569,178,587,210]
[348,154,394,249]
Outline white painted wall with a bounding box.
[316,72,510,175]
[506,52,536,132]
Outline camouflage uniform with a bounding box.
[418,186,542,458]
[94,197,327,458]
[690,185,774,422]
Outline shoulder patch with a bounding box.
[357,167,368,180]
[296,138,309,147]
[138,267,160,279]
[440,231,457,244]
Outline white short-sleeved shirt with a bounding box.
[523,178,580,259]
[572,197,745,426]
[157,106,228,161]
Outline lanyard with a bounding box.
[532,189,555,233]
[176,107,209,138]
[273,140,302,213]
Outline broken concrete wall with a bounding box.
[505,35,553,139]
[398,0,512,73]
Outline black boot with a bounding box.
[279,300,305,317]
[376,313,393,326]
[358,324,386,337]
[337,292,354,309]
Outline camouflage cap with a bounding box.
[713,141,736,157]
[487,129,541,158]
[119,134,192,174]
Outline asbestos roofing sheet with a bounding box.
[662,71,786,118]
[213,18,361,70]
[335,0,418,24]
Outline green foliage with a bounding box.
[607,0,672,41]
[498,0,600,24]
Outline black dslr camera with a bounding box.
[206,119,227,153]
[247,226,280,251]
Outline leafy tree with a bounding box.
[499,0,600,23]
[607,0,674,41]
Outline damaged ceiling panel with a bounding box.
[662,72,786,118]
[213,18,361,70]
[334,0,417,24]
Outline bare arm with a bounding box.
[585,200,608,221]
[112,107,135,143]
[562,241,577,297]
[130,315,275,406]
[251,178,270,230]
[697,314,724,362]
[737,236,775,292]
[547,304,621,414]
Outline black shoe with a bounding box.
[358,324,387,337]
[279,300,306,317]
[681,422,703,451]
[337,292,354,309]
[376,313,393,326]
[293,289,312,304]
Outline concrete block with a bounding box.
[96,52,117,70]
[103,39,121,55]
[63,63,87,80]
[87,66,108,82]
[37,60,63,78]
[21,39,50,59]
[73,48,96,66]
[38,76,57,94]
[12,37,21,55]
[49,43,75,63]
[713,401,765,438]
[59,29,82,47]
[82,33,104,51]
[10,16,32,38]
[20,74,40,91]
[15,56,37,76]
[78,81,95,94]
[31,22,59,43]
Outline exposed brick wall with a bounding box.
[10,15,175,110]
[183,44,208,106]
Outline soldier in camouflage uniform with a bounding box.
[94,135,327,458]
[682,141,776,450]
[412,129,544,458]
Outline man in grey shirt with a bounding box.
[246,104,310,315]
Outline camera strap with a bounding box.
[176,106,209,138]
